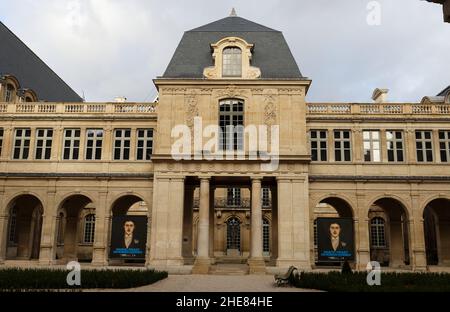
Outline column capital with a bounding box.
[199,176,211,182]
[251,177,263,183]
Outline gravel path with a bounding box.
[105,275,317,292]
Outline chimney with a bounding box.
[114,96,127,103]
[372,88,389,103]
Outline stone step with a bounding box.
[209,264,250,275]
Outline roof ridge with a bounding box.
[188,16,279,32]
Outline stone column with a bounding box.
[192,177,211,274]
[209,186,215,263]
[149,176,186,271]
[248,177,265,274]
[356,192,370,270]
[145,187,154,267]
[39,191,57,265]
[276,176,311,270]
[410,193,427,271]
[0,192,8,263]
[389,220,405,268]
[92,191,108,266]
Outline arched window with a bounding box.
[263,218,270,254]
[83,214,96,244]
[8,207,17,245]
[222,47,242,77]
[226,217,241,251]
[370,217,386,248]
[5,84,15,102]
[219,99,244,151]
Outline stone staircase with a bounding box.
[209,264,250,275]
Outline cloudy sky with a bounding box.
[0,0,449,103]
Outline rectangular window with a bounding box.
[439,131,450,162]
[35,129,53,160]
[310,130,328,161]
[85,129,103,160]
[262,188,270,207]
[386,131,404,162]
[114,129,131,160]
[13,128,31,160]
[136,129,153,161]
[363,130,381,162]
[334,130,351,162]
[63,129,81,160]
[0,128,3,157]
[416,130,433,162]
[227,188,241,207]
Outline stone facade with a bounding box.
[1,15,450,274]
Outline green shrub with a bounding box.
[293,271,450,292]
[0,268,168,291]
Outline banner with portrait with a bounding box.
[317,217,355,262]
[110,216,148,260]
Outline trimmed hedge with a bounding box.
[293,271,450,292]
[0,268,168,291]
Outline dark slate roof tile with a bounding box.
[0,21,82,102]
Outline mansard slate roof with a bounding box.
[163,15,304,79]
[0,21,82,102]
[437,85,450,97]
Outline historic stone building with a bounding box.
[0,13,449,274]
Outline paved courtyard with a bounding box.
[106,274,316,292]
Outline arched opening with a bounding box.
[314,197,354,265]
[226,217,241,256]
[57,195,95,263]
[5,195,43,260]
[5,83,16,102]
[109,195,149,265]
[368,198,410,267]
[423,198,450,266]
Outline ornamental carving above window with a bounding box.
[203,37,261,79]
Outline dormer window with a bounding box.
[5,84,15,102]
[203,37,261,79]
[222,47,242,77]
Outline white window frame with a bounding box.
[439,130,450,162]
[386,130,404,162]
[334,130,352,162]
[370,217,386,248]
[310,130,328,161]
[416,130,434,162]
[136,129,153,161]
[85,129,103,160]
[35,128,53,160]
[219,99,244,151]
[83,214,96,244]
[363,130,381,162]
[113,129,131,160]
[12,128,31,160]
[222,47,242,77]
[63,129,81,160]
